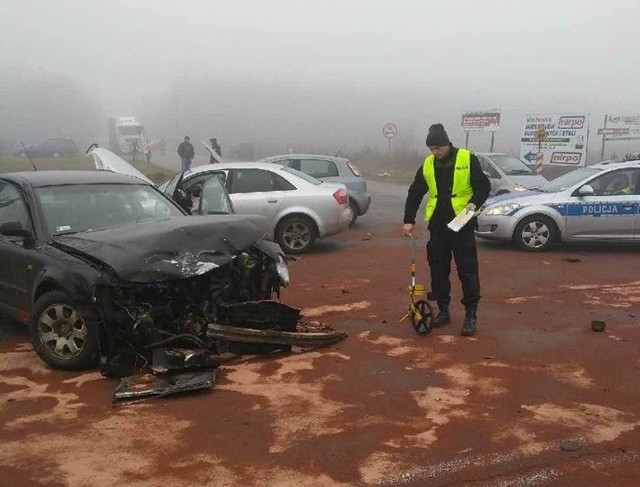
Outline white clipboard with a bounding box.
[447,208,475,232]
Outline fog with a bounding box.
[1,0,639,161]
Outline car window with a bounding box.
[479,157,501,178]
[0,181,31,231]
[539,167,601,193]
[183,171,226,196]
[587,169,640,196]
[229,169,277,193]
[200,175,234,214]
[281,166,322,185]
[299,159,339,178]
[488,154,533,175]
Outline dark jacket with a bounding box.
[403,146,491,231]
[177,141,195,159]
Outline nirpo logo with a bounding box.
[558,116,585,129]
[551,152,582,164]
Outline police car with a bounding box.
[476,159,640,251]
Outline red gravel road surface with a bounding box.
[1,180,639,486]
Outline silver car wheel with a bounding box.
[521,221,550,249]
[282,222,312,251]
[38,304,88,360]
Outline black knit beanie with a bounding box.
[425,123,450,147]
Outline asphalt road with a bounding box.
[1,179,639,486]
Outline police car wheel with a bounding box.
[514,215,556,252]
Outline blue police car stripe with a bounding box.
[556,202,639,217]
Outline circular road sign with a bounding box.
[382,123,398,139]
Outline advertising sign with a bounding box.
[520,113,589,167]
[461,110,501,132]
[602,114,640,141]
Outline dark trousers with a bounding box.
[426,227,480,310]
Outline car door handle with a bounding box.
[267,198,278,203]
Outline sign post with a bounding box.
[461,109,501,150]
[382,122,398,154]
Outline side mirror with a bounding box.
[0,220,35,248]
[577,184,595,196]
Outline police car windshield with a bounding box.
[538,167,602,193]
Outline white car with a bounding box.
[162,162,352,254]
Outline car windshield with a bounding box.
[489,154,534,175]
[538,167,602,193]
[281,166,322,185]
[118,126,143,136]
[36,184,184,235]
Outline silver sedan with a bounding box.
[476,160,640,251]
[164,162,352,254]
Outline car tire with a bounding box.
[28,291,99,370]
[275,215,317,254]
[514,215,557,252]
[348,201,358,227]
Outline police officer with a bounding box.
[402,124,491,336]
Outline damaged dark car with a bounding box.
[0,169,342,388]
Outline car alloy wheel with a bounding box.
[276,216,317,254]
[38,303,88,360]
[515,215,556,252]
[29,290,99,370]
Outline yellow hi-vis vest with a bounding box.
[422,148,473,221]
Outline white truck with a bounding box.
[108,117,145,155]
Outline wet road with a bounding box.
[1,179,639,486]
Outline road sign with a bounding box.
[382,123,398,139]
[534,124,548,142]
[597,128,630,135]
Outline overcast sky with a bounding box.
[1,0,639,157]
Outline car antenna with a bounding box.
[334,143,346,157]
[20,141,38,171]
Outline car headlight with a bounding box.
[513,184,527,191]
[276,255,290,287]
[484,203,521,216]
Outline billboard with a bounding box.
[520,113,590,167]
[603,114,640,141]
[461,110,501,132]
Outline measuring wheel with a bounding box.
[411,299,434,336]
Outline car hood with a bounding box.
[88,147,154,185]
[507,174,548,188]
[50,214,268,283]
[484,190,555,207]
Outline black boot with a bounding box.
[461,307,477,336]
[433,304,451,328]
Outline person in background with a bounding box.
[144,139,153,164]
[177,136,195,171]
[402,123,491,337]
[130,140,140,163]
[209,137,221,163]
